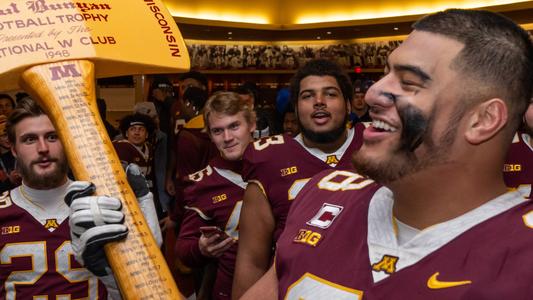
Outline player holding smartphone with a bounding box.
[175,92,256,299]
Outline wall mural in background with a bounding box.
[186,40,403,71]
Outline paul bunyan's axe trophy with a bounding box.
[0,0,189,298]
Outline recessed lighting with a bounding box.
[393,27,399,31]
[326,31,332,35]
[316,36,321,39]
[228,31,233,35]
[228,37,233,40]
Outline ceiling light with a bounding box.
[393,27,399,31]
[326,31,332,35]
[316,36,321,39]
[228,31,233,35]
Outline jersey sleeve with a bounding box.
[175,183,212,268]
[242,134,287,196]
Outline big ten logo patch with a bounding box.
[281,166,298,177]
[293,229,322,247]
[372,255,399,274]
[1,225,20,235]
[212,193,228,204]
[503,164,522,172]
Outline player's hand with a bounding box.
[159,215,176,232]
[65,181,127,277]
[198,231,235,258]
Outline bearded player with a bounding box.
[503,99,532,198]
[176,92,255,299]
[0,98,161,299]
[243,9,533,299]
[232,59,365,298]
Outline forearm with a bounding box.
[232,183,275,299]
[232,251,272,299]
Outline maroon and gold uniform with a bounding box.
[242,125,364,241]
[176,156,245,299]
[113,139,153,182]
[276,169,533,299]
[503,132,532,198]
[0,185,108,299]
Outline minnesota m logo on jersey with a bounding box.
[44,218,60,230]
[372,255,399,274]
[325,155,339,165]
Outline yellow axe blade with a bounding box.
[2,0,189,298]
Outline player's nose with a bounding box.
[36,137,49,153]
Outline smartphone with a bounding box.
[199,226,228,240]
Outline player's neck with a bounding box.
[388,165,508,230]
[301,130,347,153]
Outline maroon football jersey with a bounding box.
[503,132,532,198]
[176,156,245,299]
[173,122,218,181]
[276,169,533,299]
[0,193,108,299]
[113,140,154,181]
[242,125,364,242]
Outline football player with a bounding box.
[113,113,156,187]
[242,9,533,299]
[0,98,161,299]
[176,91,255,299]
[232,59,365,298]
[503,99,532,198]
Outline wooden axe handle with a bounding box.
[20,60,183,299]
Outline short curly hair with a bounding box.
[290,59,353,105]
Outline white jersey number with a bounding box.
[318,170,373,191]
[253,135,285,151]
[1,241,98,300]
[224,201,243,240]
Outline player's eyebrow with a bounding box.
[299,86,341,96]
[394,64,432,83]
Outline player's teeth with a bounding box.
[372,120,398,132]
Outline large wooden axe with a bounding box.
[0,1,189,298]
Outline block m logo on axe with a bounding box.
[0,1,190,298]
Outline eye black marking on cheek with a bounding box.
[397,104,428,152]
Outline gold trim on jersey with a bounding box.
[284,272,364,300]
[522,210,533,229]
[249,180,267,197]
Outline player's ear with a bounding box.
[345,98,352,114]
[464,98,507,145]
[10,146,17,158]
